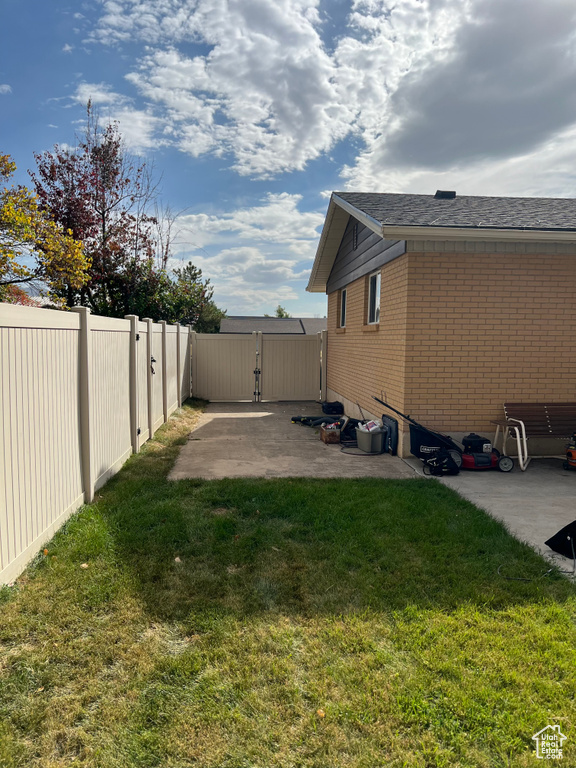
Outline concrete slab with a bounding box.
[169,401,415,481]
[406,456,576,569]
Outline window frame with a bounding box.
[339,288,347,328]
[367,270,381,325]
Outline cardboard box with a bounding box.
[320,426,341,444]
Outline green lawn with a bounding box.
[1,400,575,767]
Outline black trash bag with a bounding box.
[545,520,576,559]
[291,415,335,428]
[322,401,344,415]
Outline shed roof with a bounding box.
[219,316,326,334]
[307,191,576,293]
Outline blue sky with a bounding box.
[2,0,576,316]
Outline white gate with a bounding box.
[191,331,327,402]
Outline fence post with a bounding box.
[190,330,197,398]
[320,329,327,402]
[176,324,182,408]
[125,314,139,453]
[253,331,263,402]
[161,320,168,422]
[186,326,192,399]
[72,307,94,503]
[143,318,154,439]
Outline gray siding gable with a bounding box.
[326,216,405,294]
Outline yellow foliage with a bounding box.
[0,153,90,304]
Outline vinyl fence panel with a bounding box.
[151,323,164,432]
[260,334,321,401]
[179,326,191,402]
[191,332,258,401]
[90,316,132,491]
[0,305,84,584]
[0,303,190,585]
[165,324,178,418]
[137,321,150,447]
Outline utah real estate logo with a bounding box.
[532,725,567,759]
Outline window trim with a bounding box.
[339,288,347,328]
[367,270,381,325]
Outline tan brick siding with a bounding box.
[326,256,408,419]
[326,246,576,455]
[404,249,576,433]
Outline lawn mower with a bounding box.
[372,396,514,475]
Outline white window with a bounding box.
[339,288,347,328]
[367,271,380,324]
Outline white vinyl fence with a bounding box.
[191,331,327,402]
[0,303,191,585]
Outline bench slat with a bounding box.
[502,401,576,438]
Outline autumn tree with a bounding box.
[31,104,225,326]
[0,154,88,303]
[31,105,160,316]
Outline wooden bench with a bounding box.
[492,402,576,470]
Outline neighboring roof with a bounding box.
[307,191,576,293]
[220,316,326,334]
[299,318,327,334]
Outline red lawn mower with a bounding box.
[372,396,514,476]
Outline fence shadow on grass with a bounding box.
[100,446,575,622]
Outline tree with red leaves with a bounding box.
[31,105,163,318]
[31,104,225,328]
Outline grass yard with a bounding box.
[1,400,575,767]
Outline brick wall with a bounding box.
[326,242,576,455]
[404,247,576,435]
[326,255,409,420]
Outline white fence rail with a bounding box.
[0,303,191,585]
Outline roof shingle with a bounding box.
[335,192,576,231]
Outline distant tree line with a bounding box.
[0,103,225,332]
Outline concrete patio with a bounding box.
[434,457,576,570]
[170,401,576,570]
[169,401,415,480]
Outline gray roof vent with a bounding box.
[434,190,456,199]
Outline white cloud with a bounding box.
[89,0,351,176]
[85,0,576,194]
[74,81,127,106]
[167,193,324,313]
[0,84,12,95]
[339,0,576,191]
[72,82,164,152]
[62,43,74,53]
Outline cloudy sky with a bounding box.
[2,0,576,315]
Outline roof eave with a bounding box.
[306,196,348,293]
[384,225,576,242]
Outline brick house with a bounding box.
[307,191,576,456]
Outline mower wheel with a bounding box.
[497,455,514,472]
[448,449,463,468]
